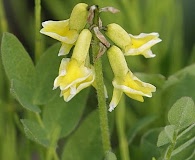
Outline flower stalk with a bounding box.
[116,95,130,160]
[91,5,111,152]
[35,0,43,63]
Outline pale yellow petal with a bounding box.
[61,88,75,102]
[112,70,156,104]
[59,58,70,75]
[40,20,78,44]
[125,93,144,102]
[53,58,95,101]
[58,43,74,56]
[109,88,123,112]
[125,32,162,58]
[113,79,152,98]
[60,68,94,101]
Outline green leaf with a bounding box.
[157,129,170,147]
[156,97,195,159]
[1,32,35,85]
[61,110,103,160]
[157,125,176,147]
[177,123,195,140]
[1,33,39,112]
[162,65,195,112]
[168,97,195,129]
[11,80,40,113]
[21,119,50,147]
[43,88,89,138]
[172,136,195,157]
[140,128,161,160]
[0,59,5,101]
[173,64,195,77]
[33,43,61,105]
[164,125,176,143]
[171,144,195,160]
[128,115,157,144]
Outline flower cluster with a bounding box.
[40,3,161,112]
[41,3,95,102]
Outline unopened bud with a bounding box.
[69,3,88,32]
[105,23,131,51]
[72,29,92,64]
[107,45,128,78]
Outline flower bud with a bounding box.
[69,3,88,32]
[105,23,131,50]
[71,29,92,64]
[107,45,128,78]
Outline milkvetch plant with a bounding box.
[7,1,194,160]
[2,0,195,160]
[39,2,161,157]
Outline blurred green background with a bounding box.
[0,0,195,160]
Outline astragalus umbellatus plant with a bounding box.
[40,3,161,157]
[11,2,195,160]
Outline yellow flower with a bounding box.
[40,3,88,56]
[40,20,78,56]
[53,29,95,101]
[105,23,161,58]
[125,33,162,58]
[107,45,156,112]
[53,58,95,101]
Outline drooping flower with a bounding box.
[40,20,78,56]
[53,29,95,101]
[40,3,88,56]
[125,33,162,58]
[105,23,161,58]
[107,45,156,112]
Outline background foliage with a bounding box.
[0,0,195,160]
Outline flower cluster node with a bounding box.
[40,3,162,112]
[87,5,98,25]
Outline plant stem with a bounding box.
[0,0,8,33]
[35,0,42,63]
[93,51,111,152]
[35,113,44,128]
[164,131,177,160]
[46,126,60,160]
[91,6,111,153]
[116,95,130,160]
[46,147,59,160]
